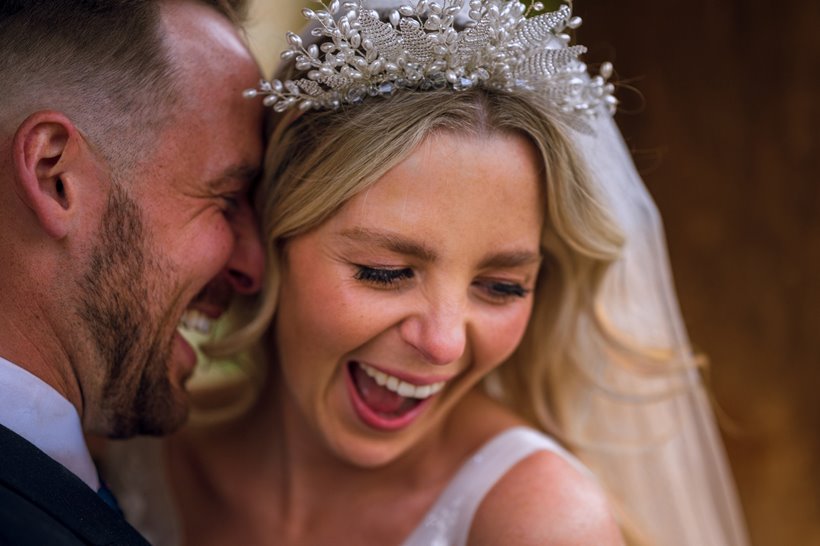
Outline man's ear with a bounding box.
[12,111,106,239]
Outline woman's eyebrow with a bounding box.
[338,227,541,269]
[337,228,438,263]
[478,250,542,270]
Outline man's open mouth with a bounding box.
[179,309,214,335]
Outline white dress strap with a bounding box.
[401,426,587,546]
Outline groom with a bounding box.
[0,0,265,543]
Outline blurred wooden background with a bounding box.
[245,1,820,544]
[577,1,820,544]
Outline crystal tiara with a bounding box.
[244,0,616,117]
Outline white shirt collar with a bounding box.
[0,355,100,491]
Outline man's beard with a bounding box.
[77,184,188,438]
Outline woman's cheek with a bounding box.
[477,302,535,366]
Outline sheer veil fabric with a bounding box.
[565,113,749,545]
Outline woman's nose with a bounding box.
[399,298,467,366]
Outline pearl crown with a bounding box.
[244,0,616,119]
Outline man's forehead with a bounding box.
[159,0,250,62]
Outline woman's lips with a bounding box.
[345,361,443,431]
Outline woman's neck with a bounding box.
[169,369,524,545]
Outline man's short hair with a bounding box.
[0,0,248,175]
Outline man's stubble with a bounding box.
[77,183,187,438]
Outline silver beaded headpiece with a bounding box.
[245,0,616,118]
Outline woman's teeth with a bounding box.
[359,362,445,400]
[179,309,213,334]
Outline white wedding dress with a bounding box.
[401,427,589,546]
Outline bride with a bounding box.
[106,1,749,545]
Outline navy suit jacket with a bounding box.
[0,424,149,545]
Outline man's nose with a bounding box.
[224,198,264,294]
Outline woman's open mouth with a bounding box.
[346,361,446,431]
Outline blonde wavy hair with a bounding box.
[191,83,725,544]
[202,86,622,432]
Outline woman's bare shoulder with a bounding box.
[467,448,624,546]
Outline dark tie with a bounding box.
[97,479,124,517]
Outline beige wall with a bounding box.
[246,0,305,77]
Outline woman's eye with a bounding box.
[476,280,530,301]
[354,266,414,287]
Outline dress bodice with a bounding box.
[106,427,586,546]
[401,426,587,546]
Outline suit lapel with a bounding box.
[0,424,149,545]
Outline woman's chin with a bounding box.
[318,385,432,469]
[327,435,407,469]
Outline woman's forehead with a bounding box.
[322,131,544,254]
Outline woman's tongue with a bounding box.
[351,363,418,416]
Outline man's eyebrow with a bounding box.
[338,228,438,263]
[207,164,260,192]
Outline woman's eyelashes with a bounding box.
[354,265,414,287]
[353,265,530,301]
[475,280,531,301]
